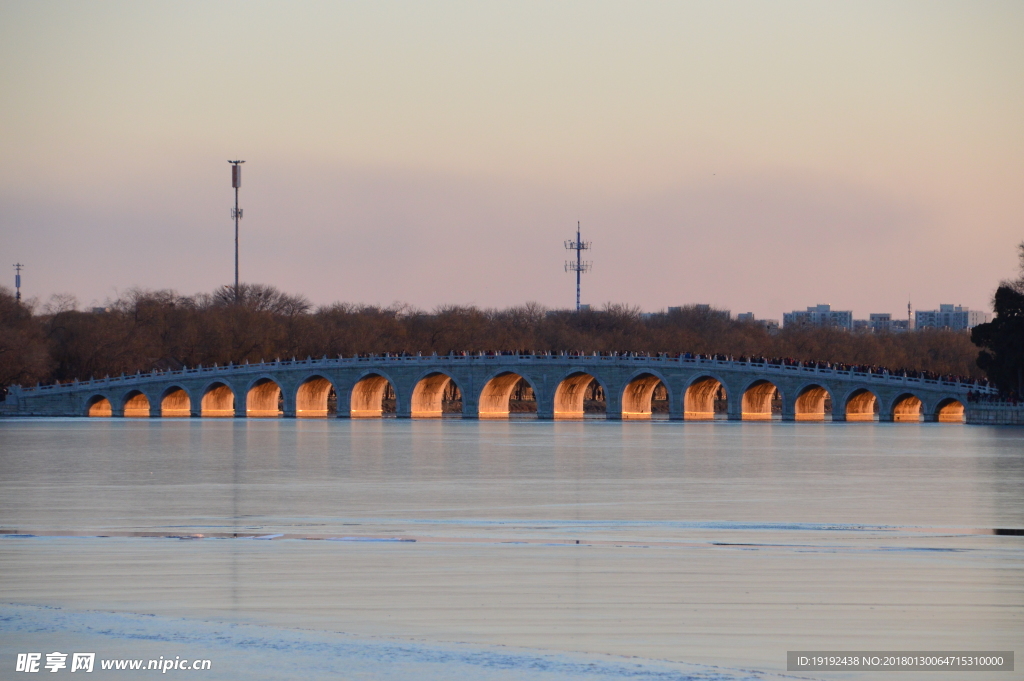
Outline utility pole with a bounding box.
[13,263,23,302]
[564,221,592,312]
[228,160,245,303]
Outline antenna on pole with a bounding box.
[564,221,592,311]
[228,160,245,304]
[13,263,23,302]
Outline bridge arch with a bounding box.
[350,371,397,418]
[478,371,538,418]
[842,388,878,421]
[295,374,336,417]
[160,385,192,417]
[200,381,236,417]
[411,371,463,418]
[794,383,832,421]
[85,394,113,417]
[934,396,965,423]
[554,371,606,418]
[684,375,727,420]
[890,392,923,422]
[121,390,151,418]
[621,370,671,419]
[246,376,283,417]
[742,379,781,420]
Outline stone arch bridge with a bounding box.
[3,354,990,423]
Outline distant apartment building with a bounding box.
[737,312,780,333]
[864,313,911,333]
[869,313,891,332]
[782,304,853,330]
[914,304,989,330]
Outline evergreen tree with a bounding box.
[972,243,1024,396]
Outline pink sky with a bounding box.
[2,1,1022,320]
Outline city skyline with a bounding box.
[2,2,1022,318]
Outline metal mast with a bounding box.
[229,160,245,303]
[13,263,23,302]
[564,221,592,311]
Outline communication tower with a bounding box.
[13,263,23,302]
[229,160,245,303]
[564,221,592,312]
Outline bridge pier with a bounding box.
[605,392,622,420]
[282,392,296,418]
[334,387,352,418]
[726,395,743,421]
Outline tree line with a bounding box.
[0,282,990,394]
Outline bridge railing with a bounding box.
[9,352,994,395]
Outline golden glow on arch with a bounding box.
[123,391,150,417]
[86,396,112,417]
[742,380,778,420]
[201,383,235,417]
[161,387,191,417]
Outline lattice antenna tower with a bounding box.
[229,160,245,303]
[13,263,23,302]
[564,221,592,311]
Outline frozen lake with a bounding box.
[2,418,1022,679]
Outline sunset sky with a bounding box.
[2,1,1022,320]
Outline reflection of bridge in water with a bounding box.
[4,354,991,422]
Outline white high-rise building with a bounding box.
[914,304,989,330]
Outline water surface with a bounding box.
[1,419,1021,679]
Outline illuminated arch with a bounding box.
[350,372,396,418]
[891,393,923,422]
[160,385,192,417]
[201,382,235,417]
[794,383,831,421]
[478,371,538,418]
[621,371,670,419]
[554,371,605,418]
[411,371,462,418]
[935,397,965,423]
[121,390,151,418]
[246,377,283,417]
[684,375,727,420]
[742,379,780,420]
[843,388,878,422]
[85,394,112,417]
[295,374,335,417]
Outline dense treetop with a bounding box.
[971,242,1024,397]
